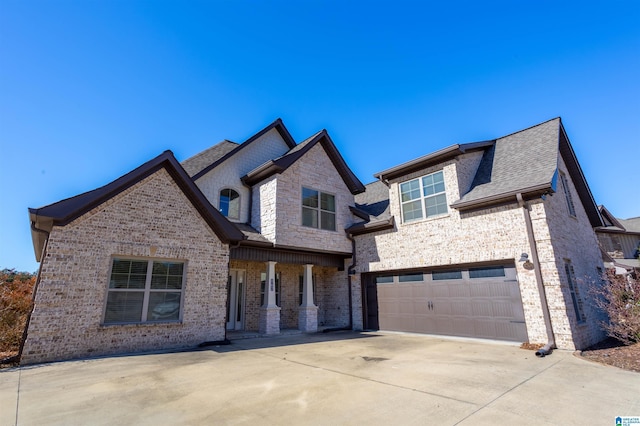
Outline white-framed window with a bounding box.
[564,260,585,322]
[104,258,185,324]
[559,172,576,217]
[260,272,281,306]
[400,170,448,222]
[219,188,240,220]
[302,187,336,231]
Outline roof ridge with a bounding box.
[496,117,561,141]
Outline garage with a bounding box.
[365,264,528,342]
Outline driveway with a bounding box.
[1,331,638,425]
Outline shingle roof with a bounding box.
[355,180,391,220]
[189,118,297,181]
[452,118,561,207]
[29,151,246,261]
[181,140,238,177]
[620,217,640,233]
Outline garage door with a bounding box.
[374,264,528,342]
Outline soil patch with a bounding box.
[579,337,640,373]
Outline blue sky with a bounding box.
[1,1,638,273]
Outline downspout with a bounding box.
[346,233,356,330]
[517,193,556,357]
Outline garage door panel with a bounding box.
[375,264,528,342]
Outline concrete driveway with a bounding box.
[1,331,638,425]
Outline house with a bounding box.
[348,117,607,353]
[23,117,606,364]
[595,205,640,273]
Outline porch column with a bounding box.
[298,264,318,332]
[259,261,280,335]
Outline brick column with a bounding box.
[298,264,318,332]
[260,261,280,335]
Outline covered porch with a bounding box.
[226,245,352,336]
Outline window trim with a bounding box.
[564,260,585,323]
[219,188,241,220]
[399,170,448,223]
[301,186,337,231]
[559,172,577,217]
[103,257,186,325]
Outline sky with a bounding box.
[1,1,638,273]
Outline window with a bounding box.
[261,272,281,306]
[432,270,462,280]
[400,171,447,222]
[376,276,394,284]
[559,172,576,217]
[219,188,240,220]
[302,187,336,231]
[398,273,424,282]
[105,258,184,324]
[564,260,585,322]
[469,266,505,279]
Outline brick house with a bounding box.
[24,117,606,364]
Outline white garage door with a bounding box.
[376,264,528,342]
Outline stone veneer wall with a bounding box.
[22,169,230,365]
[263,143,355,254]
[195,128,291,223]
[229,260,350,331]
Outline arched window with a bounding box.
[219,189,240,220]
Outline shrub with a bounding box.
[591,269,640,345]
[0,269,36,355]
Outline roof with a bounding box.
[449,117,602,227]
[354,118,604,236]
[452,118,561,208]
[355,180,391,220]
[597,205,640,234]
[375,141,493,181]
[242,129,366,195]
[189,118,296,181]
[181,140,238,176]
[29,150,245,261]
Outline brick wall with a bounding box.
[353,156,604,349]
[22,169,230,364]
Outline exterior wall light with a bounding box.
[519,253,535,270]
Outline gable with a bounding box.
[242,130,365,195]
[29,151,244,261]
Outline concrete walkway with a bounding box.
[1,331,638,425]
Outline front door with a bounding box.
[226,269,245,330]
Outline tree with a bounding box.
[0,269,36,357]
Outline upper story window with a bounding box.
[104,258,185,324]
[559,172,576,217]
[219,188,240,220]
[302,187,336,231]
[400,170,448,222]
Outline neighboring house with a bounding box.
[349,117,606,352]
[24,117,606,364]
[595,205,640,272]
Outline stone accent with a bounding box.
[252,143,355,254]
[22,169,230,365]
[298,306,318,332]
[259,307,281,335]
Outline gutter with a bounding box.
[517,193,556,357]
